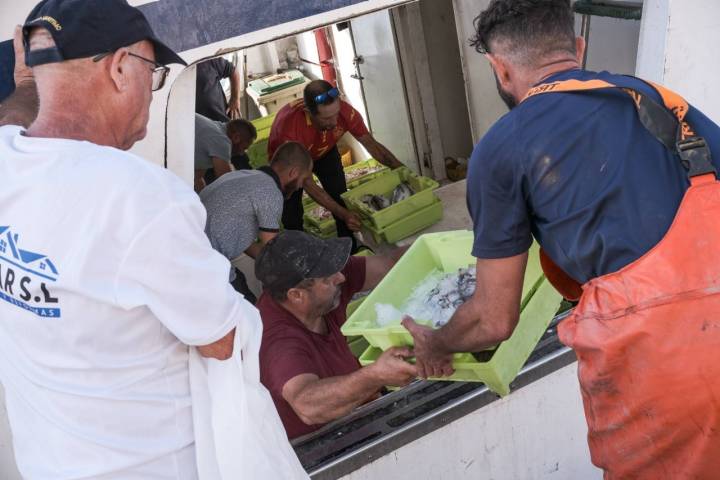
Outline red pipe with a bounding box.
[314,28,337,86]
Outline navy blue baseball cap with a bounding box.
[22,0,186,67]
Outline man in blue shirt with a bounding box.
[404,1,720,478]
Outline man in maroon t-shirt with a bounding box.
[255,231,416,439]
[268,80,404,250]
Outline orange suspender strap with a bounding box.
[522,77,716,183]
[524,79,694,138]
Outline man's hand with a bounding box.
[227,66,242,119]
[367,346,417,387]
[387,158,404,170]
[13,25,33,86]
[197,328,235,361]
[341,209,362,232]
[226,96,241,120]
[402,316,454,379]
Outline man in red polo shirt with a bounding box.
[268,80,404,249]
[254,231,416,439]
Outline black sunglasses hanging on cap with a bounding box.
[93,51,170,91]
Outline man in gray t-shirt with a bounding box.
[194,113,258,192]
[200,142,313,302]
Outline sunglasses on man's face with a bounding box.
[314,87,340,105]
[93,51,170,91]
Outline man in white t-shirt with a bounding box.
[0,1,252,478]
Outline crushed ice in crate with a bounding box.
[375,303,404,327]
[375,266,476,329]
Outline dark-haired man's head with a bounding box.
[303,79,341,132]
[470,0,583,110]
[226,119,257,154]
[270,141,314,197]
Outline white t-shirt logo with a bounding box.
[0,226,61,318]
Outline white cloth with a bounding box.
[0,126,246,479]
[190,298,308,480]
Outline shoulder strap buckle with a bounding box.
[677,137,716,177]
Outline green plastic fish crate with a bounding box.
[303,201,336,234]
[341,167,439,230]
[302,193,315,210]
[346,297,369,358]
[356,278,561,396]
[343,231,544,348]
[364,198,443,244]
[247,113,276,169]
[348,336,370,358]
[248,140,268,169]
[345,159,389,190]
[303,220,337,239]
[342,231,561,394]
[251,113,277,133]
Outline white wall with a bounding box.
[343,363,601,480]
[332,24,373,163]
[636,0,720,122]
[579,15,641,75]
[452,0,508,144]
[452,0,643,144]
[0,1,30,40]
[418,0,474,161]
[295,30,323,80]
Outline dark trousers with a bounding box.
[282,145,357,249]
[231,268,257,305]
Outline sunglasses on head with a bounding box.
[314,87,340,105]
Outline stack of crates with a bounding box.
[341,167,442,244]
[343,159,388,189]
[341,231,563,396]
[303,201,337,239]
[301,159,391,239]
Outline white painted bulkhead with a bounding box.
[341,363,602,480]
[636,0,720,122]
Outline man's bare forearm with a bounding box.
[244,242,262,259]
[362,139,402,169]
[0,82,39,128]
[291,368,382,425]
[431,300,517,354]
[376,144,401,168]
[229,69,241,103]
